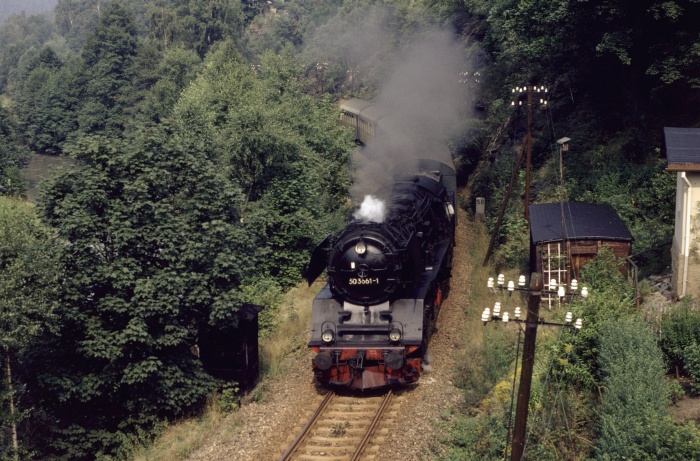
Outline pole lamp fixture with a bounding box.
[557,137,571,152]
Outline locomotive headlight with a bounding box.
[321,329,335,344]
[389,328,402,342]
[355,242,367,255]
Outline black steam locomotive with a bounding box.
[305,99,456,390]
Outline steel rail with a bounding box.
[278,391,335,461]
[349,389,393,461]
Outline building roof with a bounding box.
[665,127,700,170]
[529,202,633,244]
[237,303,264,321]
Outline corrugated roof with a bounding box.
[664,127,700,164]
[529,202,633,244]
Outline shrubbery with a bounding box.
[659,301,700,374]
[595,317,700,460]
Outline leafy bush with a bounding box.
[237,277,284,333]
[558,248,637,390]
[492,212,529,270]
[595,317,700,460]
[683,342,700,396]
[668,378,686,405]
[216,381,241,414]
[659,302,700,372]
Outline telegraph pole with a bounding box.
[511,86,548,221]
[483,273,586,461]
[483,85,547,266]
[510,272,541,461]
[525,88,533,222]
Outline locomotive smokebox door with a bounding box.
[199,303,264,393]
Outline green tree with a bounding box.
[75,2,139,137]
[54,0,104,51]
[167,0,245,58]
[15,47,80,155]
[0,12,55,93]
[0,106,30,196]
[32,126,249,459]
[172,44,354,286]
[126,45,202,126]
[0,197,57,461]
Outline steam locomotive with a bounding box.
[305,99,456,390]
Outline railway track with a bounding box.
[279,389,401,461]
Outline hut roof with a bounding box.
[664,127,700,170]
[237,303,264,321]
[529,202,633,244]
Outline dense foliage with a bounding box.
[172,44,353,287]
[0,197,57,461]
[1,0,700,458]
[0,106,30,195]
[28,129,250,458]
[595,318,700,460]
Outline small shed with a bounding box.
[529,202,633,305]
[199,303,264,393]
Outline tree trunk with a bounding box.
[4,348,19,461]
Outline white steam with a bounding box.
[353,195,386,223]
[349,28,469,200]
[302,7,472,204]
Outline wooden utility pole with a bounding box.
[512,85,548,222]
[524,88,533,221]
[511,272,543,461]
[483,272,584,460]
[483,86,547,265]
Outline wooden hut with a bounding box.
[199,303,264,393]
[529,203,633,305]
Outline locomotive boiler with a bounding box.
[306,101,456,389]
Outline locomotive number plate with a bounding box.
[348,278,380,285]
